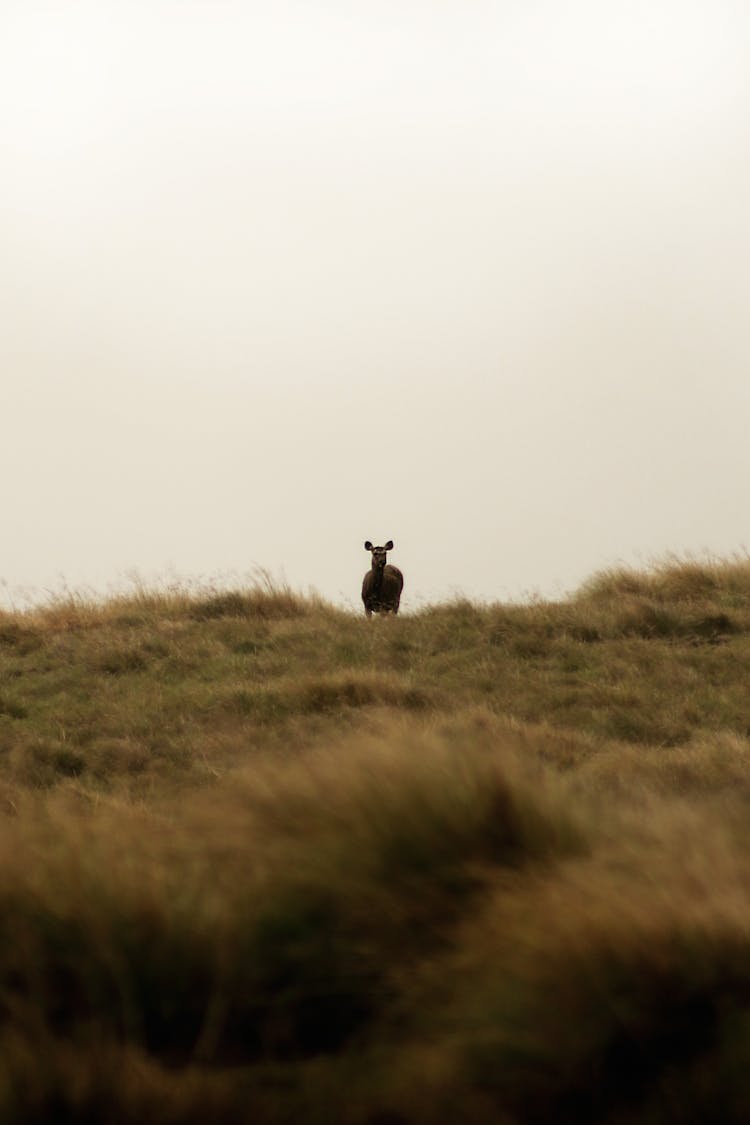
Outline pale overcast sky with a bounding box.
[3,1,750,610]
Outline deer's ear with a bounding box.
[364,541,373,551]
[385,540,394,550]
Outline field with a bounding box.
[2,557,750,1122]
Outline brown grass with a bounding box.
[0,558,750,1120]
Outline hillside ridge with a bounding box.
[1,556,750,1121]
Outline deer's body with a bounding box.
[362,540,403,618]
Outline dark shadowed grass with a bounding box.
[411,833,750,1125]
[3,722,750,1123]
[0,723,589,1121]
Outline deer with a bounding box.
[362,540,404,618]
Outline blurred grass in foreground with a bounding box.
[1,558,750,1120]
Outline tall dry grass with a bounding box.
[0,558,749,1120]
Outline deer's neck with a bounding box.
[372,564,385,597]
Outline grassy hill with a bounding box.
[2,557,750,1122]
